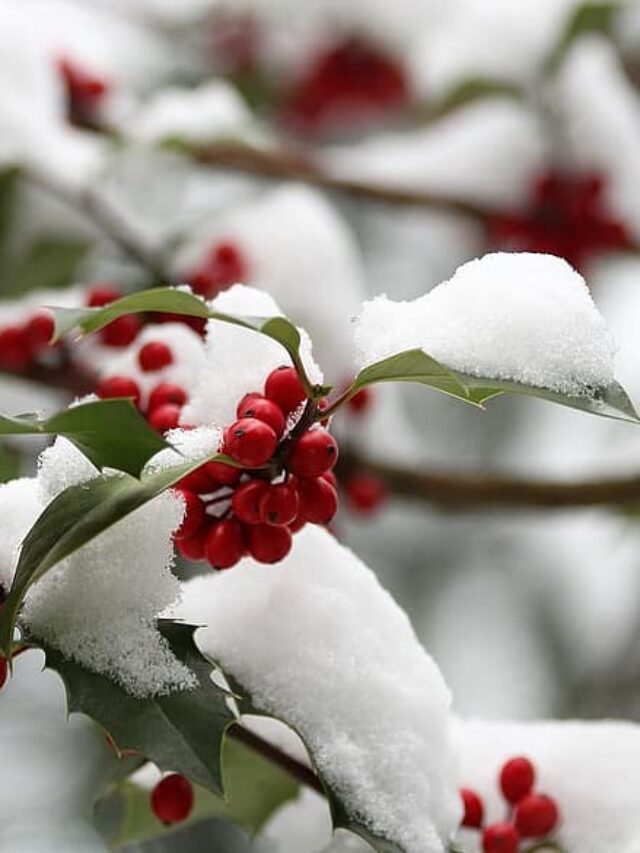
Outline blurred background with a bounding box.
[2,0,640,849]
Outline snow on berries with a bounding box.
[151,774,194,825]
[459,754,560,852]
[174,365,339,572]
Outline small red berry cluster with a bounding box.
[282,36,409,135]
[151,773,194,825]
[488,170,630,273]
[185,241,247,299]
[461,756,560,853]
[57,56,109,127]
[172,366,339,570]
[0,311,55,371]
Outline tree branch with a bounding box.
[190,142,492,219]
[228,723,325,795]
[339,448,640,511]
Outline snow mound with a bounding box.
[453,717,640,853]
[127,80,257,146]
[183,285,323,428]
[18,439,194,699]
[355,252,617,395]
[176,525,460,853]
[0,479,44,593]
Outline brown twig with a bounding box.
[191,142,492,219]
[338,448,640,511]
[228,723,325,795]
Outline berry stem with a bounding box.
[316,383,360,420]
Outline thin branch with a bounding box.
[338,448,640,511]
[227,722,325,795]
[191,142,492,219]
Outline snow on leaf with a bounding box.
[39,621,236,793]
[0,399,169,477]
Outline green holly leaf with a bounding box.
[103,731,300,846]
[0,399,169,477]
[40,621,236,793]
[349,350,499,408]
[50,287,316,395]
[349,349,640,422]
[546,2,617,74]
[3,238,89,296]
[427,77,523,120]
[0,453,230,658]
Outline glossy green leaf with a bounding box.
[4,238,89,296]
[50,286,315,393]
[106,733,300,845]
[0,454,226,657]
[40,621,235,793]
[0,399,169,477]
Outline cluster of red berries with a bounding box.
[282,36,409,135]
[488,170,631,272]
[173,366,339,570]
[0,311,55,371]
[461,756,560,853]
[57,56,109,127]
[151,773,194,825]
[185,241,247,299]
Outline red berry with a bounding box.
[205,519,245,569]
[149,403,181,433]
[224,418,278,467]
[482,823,519,853]
[344,472,386,514]
[24,312,55,351]
[500,757,535,805]
[323,471,338,488]
[0,326,31,370]
[237,395,286,438]
[139,341,174,372]
[86,283,121,307]
[148,382,188,412]
[288,513,308,533]
[206,460,241,485]
[264,366,306,414]
[176,523,210,561]
[174,489,206,540]
[232,479,269,524]
[151,774,194,825]
[0,656,7,690]
[260,482,300,526]
[178,465,216,494]
[514,794,559,838]
[96,375,141,408]
[297,476,338,524]
[347,387,373,415]
[101,315,140,347]
[247,523,292,564]
[289,428,338,478]
[460,788,484,829]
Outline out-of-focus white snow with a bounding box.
[355,253,617,395]
[0,649,116,852]
[176,524,461,853]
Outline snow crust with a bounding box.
[127,80,257,146]
[183,285,323,428]
[453,717,640,853]
[4,439,195,698]
[355,252,617,395]
[176,525,461,853]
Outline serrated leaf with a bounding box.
[546,2,617,74]
[350,348,640,422]
[106,733,299,846]
[0,399,169,477]
[40,621,235,793]
[350,349,492,408]
[0,453,227,658]
[50,287,315,394]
